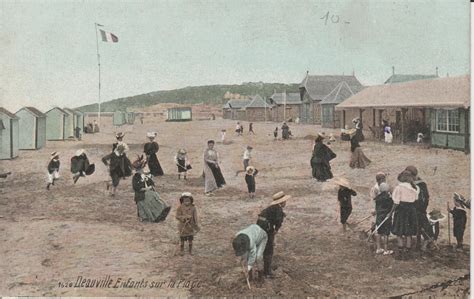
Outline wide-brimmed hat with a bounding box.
[146,132,157,138]
[179,192,194,204]
[75,149,85,157]
[115,132,125,139]
[246,166,256,175]
[333,177,352,190]
[316,132,326,139]
[428,209,446,222]
[178,148,187,154]
[352,117,360,123]
[232,234,250,256]
[246,145,253,150]
[454,193,470,209]
[269,191,291,206]
[132,155,147,170]
[207,140,215,144]
[50,151,59,159]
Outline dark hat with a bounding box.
[375,172,387,183]
[454,193,470,209]
[405,165,418,177]
[232,234,250,256]
[115,132,125,139]
[428,209,446,222]
[397,170,414,183]
[207,140,215,144]
[179,192,194,204]
[132,155,147,170]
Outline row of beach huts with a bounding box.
[222,68,470,152]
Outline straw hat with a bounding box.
[146,132,157,138]
[50,151,59,159]
[178,148,187,154]
[428,209,446,222]
[269,191,291,206]
[454,193,470,209]
[246,145,253,150]
[75,149,85,157]
[333,177,352,189]
[316,132,326,139]
[115,132,125,139]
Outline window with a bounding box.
[436,109,460,132]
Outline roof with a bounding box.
[0,107,19,119]
[63,107,78,115]
[320,82,365,105]
[223,102,231,109]
[16,106,46,118]
[299,74,364,101]
[246,95,273,108]
[46,107,67,115]
[336,75,470,110]
[225,98,251,109]
[384,74,438,84]
[270,92,302,105]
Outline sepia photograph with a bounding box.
[0,0,471,297]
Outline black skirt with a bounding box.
[148,154,164,176]
[375,210,392,236]
[207,162,226,187]
[245,175,256,193]
[177,158,187,173]
[340,207,352,224]
[391,202,418,236]
[311,162,333,181]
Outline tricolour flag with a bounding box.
[99,29,118,43]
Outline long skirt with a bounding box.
[349,147,371,169]
[392,202,418,236]
[376,210,392,235]
[340,206,352,224]
[136,190,171,222]
[311,162,333,181]
[207,162,226,187]
[148,154,164,176]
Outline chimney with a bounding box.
[436,66,439,77]
[392,66,395,75]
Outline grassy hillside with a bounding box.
[76,82,299,112]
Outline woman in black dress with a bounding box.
[144,132,164,176]
[311,134,335,182]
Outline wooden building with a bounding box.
[113,111,127,126]
[336,75,470,151]
[222,98,251,120]
[269,92,301,122]
[46,107,67,141]
[167,107,192,121]
[15,106,47,150]
[299,73,363,124]
[63,108,76,138]
[245,95,273,122]
[0,108,19,159]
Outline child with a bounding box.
[176,192,200,255]
[335,178,357,231]
[384,125,393,143]
[174,149,191,180]
[374,183,394,255]
[449,194,469,249]
[273,127,278,140]
[47,152,60,190]
[248,123,255,135]
[243,146,253,171]
[236,122,242,136]
[71,149,94,184]
[245,166,259,199]
[220,129,226,144]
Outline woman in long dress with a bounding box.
[349,132,371,169]
[203,140,226,195]
[310,134,335,181]
[144,132,164,176]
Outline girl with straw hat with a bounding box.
[174,148,191,180]
[334,177,357,232]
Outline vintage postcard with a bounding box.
[0,0,471,297]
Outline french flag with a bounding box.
[99,29,118,43]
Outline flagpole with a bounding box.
[94,23,101,127]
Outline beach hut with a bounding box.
[166,107,192,121]
[15,107,47,150]
[125,112,136,124]
[46,107,67,140]
[63,108,77,138]
[0,107,19,159]
[74,110,85,132]
[113,111,127,126]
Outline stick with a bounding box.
[240,261,251,290]
[174,220,191,256]
[447,202,451,246]
[353,215,372,226]
[367,215,391,241]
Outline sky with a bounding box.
[0,0,470,112]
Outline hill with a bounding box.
[75,82,299,112]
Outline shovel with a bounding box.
[367,215,391,242]
[240,260,251,290]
